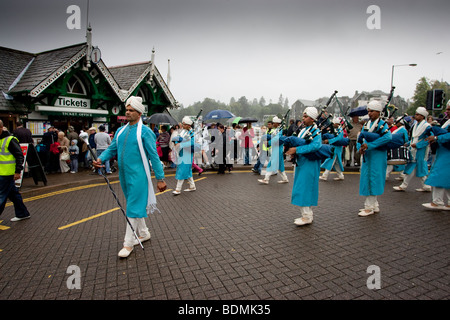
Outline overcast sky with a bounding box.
[1,0,449,107]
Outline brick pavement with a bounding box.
[0,164,449,302]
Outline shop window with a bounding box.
[67,75,87,95]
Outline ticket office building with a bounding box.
[0,43,178,143]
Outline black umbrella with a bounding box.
[145,113,178,126]
[238,117,258,124]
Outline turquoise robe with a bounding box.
[175,129,194,180]
[425,124,450,189]
[403,126,430,177]
[357,119,392,196]
[291,125,322,207]
[266,130,285,173]
[321,128,345,172]
[98,123,164,218]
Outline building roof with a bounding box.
[8,43,87,94]
[0,47,34,109]
[109,62,149,91]
[0,42,178,110]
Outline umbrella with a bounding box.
[238,117,258,124]
[145,113,178,126]
[348,106,368,117]
[227,116,242,124]
[204,109,235,123]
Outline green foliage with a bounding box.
[408,77,449,115]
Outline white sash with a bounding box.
[116,118,159,214]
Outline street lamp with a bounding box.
[391,63,417,88]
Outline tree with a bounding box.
[408,77,431,114]
[259,96,266,107]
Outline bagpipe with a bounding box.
[274,109,291,135]
[322,132,349,147]
[357,118,391,150]
[381,86,396,120]
[281,126,332,161]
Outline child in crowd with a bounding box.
[69,139,79,173]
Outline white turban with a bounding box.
[416,106,428,117]
[126,96,145,114]
[304,107,319,120]
[367,100,383,112]
[332,117,341,124]
[182,116,193,126]
[272,116,282,123]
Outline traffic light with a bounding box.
[426,90,433,110]
[433,89,445,110]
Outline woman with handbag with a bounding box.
[57,131,70,173]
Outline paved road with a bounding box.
[0,168,449,302]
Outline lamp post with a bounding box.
[391,63,417,88]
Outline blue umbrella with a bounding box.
[204,109,235,123]
[348,106,368,117]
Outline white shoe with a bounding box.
[358,209,375,217]
[359,207,380,213]
[393,186,406,191]
[333,176,344,181]
[422,203,446,210]
[133,233,151,246]
[184,187,196,192]
[118,247,133,258]
[10,216,30,222]
[172,190,181,195]
[277,180,289,184]
[394,177,404,181]
[294,217,313,226]
[258,179,269,185]
[319,176,327,181]
[415,188,431,192]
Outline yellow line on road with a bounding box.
[58,207,120,230]
[57,185,179,230]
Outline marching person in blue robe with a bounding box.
[172,116,196,195]
[320,117,345,181]
[393,107,431,192]
[285,107,322,226]
[257,116,289,185]
[422,101,450,211]
[357,100,392,217]
[94,96,166,258]
[385,117,409,180]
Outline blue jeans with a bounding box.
[96,149,110,174]
[0,175,30,218]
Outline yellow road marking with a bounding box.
[57,186,178,230]
[57,176,210,230]
[58,207,120,230]
[0,220,10,231]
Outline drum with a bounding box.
[387,146,409,165]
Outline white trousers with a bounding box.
[432,187,450,206]
[400,168,429,189]
[176,177,195,191]
[123,218,150,248]
[264,170,288,181]
[364,196,379,210]
[299,207,313,220]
